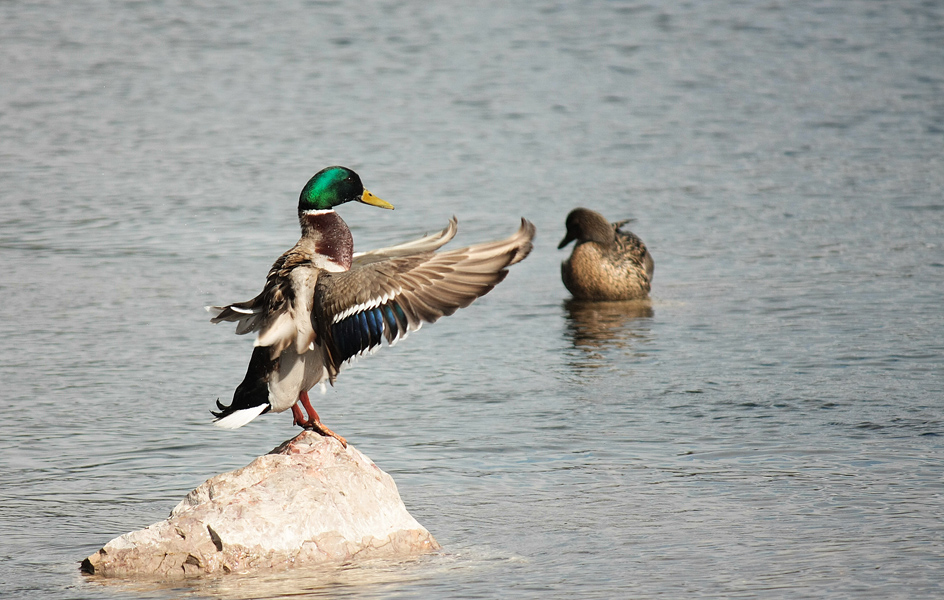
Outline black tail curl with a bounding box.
[211,346,275,420]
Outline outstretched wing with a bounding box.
[312,218,535,381]
[207,218,460,354]
[206,249,317,355]
[206,254,286,332]
[351,217,458,266]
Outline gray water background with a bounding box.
[1,1,943,598]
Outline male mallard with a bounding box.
[208,166,535,445]
[558,207,653,301]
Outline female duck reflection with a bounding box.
[563,299,654,362]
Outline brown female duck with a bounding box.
[558,207,653,301]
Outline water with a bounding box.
[1,1,943,598]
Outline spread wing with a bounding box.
[206,221,458,338]
[206,248,318,355]
[351,217,458,266]
[312,218,535,381]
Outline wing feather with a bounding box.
[352,217,458,266]
[313,218,535,381]
[207,246,319,356]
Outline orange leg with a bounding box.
[294,390,347,447]
[291,403,307,427]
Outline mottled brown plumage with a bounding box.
[208,211,353,356]
[558,207,654,301]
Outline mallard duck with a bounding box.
[558,207,653,301]
[208,166,535,446]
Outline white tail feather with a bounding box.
[212,404,268,429]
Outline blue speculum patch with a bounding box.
[331,302,405,364]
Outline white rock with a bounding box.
[81,431,439,579]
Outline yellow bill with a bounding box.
[360,190,394,210]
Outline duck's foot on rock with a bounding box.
[291,401,347,447]
[305,420,348,448]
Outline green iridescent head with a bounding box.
[298,166,394,212]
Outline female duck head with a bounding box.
[558,207,615,248]
[298,166,394,213]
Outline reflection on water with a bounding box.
[84,556,425,599]
[83,552,501,600]
[563,299,653,369]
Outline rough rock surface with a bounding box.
[81,431,439,579]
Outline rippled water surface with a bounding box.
[2,1,943,598]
